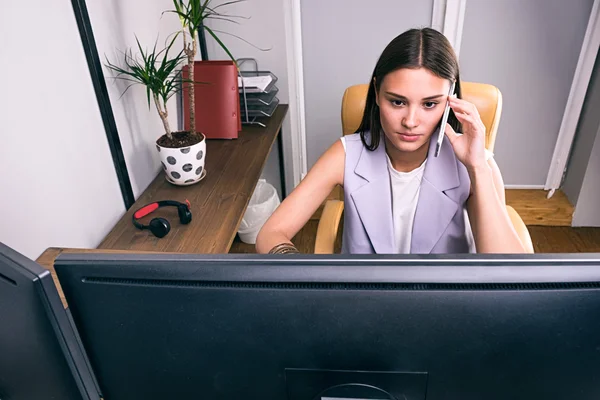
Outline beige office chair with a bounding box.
[314,82,534,254]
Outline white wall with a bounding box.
[88,0,183,197]
[0,0,124,260]
[0,0,183,260]
[203,0,291,198]
[460,0,594,187]
[300,0,434,168]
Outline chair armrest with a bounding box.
[506,205,534,253]
[314,200,344,254]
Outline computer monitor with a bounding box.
[54,252,600,400]
[0,243,99,400]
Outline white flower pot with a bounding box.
[156,133,206,186]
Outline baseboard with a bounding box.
[505,185,546,190]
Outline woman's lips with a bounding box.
[397,132,422,142]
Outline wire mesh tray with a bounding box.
[240,96,280,118]
[238,71,278,94]
[240,85,279,106]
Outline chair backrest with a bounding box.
[340,81,502,152]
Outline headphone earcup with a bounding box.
[178,205,192,224]
[148,218,170,238]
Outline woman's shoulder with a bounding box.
[344,132,363,142]
[340,132,365,149]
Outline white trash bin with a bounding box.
[238,179,281,244]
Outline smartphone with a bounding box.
[434,80,456,158]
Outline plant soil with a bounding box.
[156,131,204,148]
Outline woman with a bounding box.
[256,27,526,255]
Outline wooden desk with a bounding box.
[98,105,288,254]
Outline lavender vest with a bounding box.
[341,131,472,254]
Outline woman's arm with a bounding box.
[466,157,526,253]
[255,140,345,254]
[444,95,525,253]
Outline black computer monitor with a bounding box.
[0,243,99,400]
[55,252,600,400]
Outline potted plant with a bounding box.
[105,34,207,186]
[105,1,248,186]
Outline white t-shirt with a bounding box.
[340,137,493,253]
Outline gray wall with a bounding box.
[572,124,600,227]
[565,49,600,227]
[460,0,594,186]
[301,0,434,168]
[563,50,600,205]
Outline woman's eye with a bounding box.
[424,101,438,109]
[390,99,405,107]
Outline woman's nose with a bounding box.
[402,108,419,129]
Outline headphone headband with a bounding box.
[131,199,192,236]
[132,200,191,221]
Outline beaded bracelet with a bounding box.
[268,242,300,254]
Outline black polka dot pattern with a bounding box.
[180,147,190,154]
[196,166,203,175]
[156,145,161,152]
[161,162,167,171]
[182,163,193,172]
[171,171,181,179]
[167,156,177,165]
[185,179,195,183]
[196,150,204,160]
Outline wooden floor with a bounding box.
[527,226,600,253]
[230,190,599,254]
[505,189,574,226]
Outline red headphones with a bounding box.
[131,200,192,238]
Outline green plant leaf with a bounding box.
[104,33,186,111]
[210,0,247,12]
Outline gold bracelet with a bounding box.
[268,242,300,254]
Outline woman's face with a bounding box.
[375,67,452,154]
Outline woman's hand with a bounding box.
[443,96,487,172]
